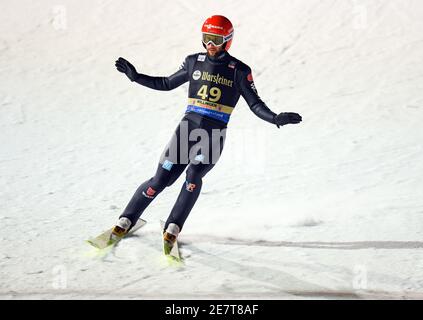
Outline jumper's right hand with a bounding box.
[115,57,139,82]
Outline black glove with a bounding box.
[274,112,302,128]
[115,57,139,82]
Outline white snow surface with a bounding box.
[1,0,423,299]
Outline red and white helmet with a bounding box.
[201,15,234,51]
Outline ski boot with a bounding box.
[110,217,132,242]
[163,223,180,255]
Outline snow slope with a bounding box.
[1,0,423,299]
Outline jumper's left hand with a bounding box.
[274,112,302,128]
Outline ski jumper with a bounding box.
[120,51,277,231]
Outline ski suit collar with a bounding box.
[206,51,230,63]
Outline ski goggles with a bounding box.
[202,32,233,47]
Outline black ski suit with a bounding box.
[120,51,278,231]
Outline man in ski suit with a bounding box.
[113,15,302,253]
